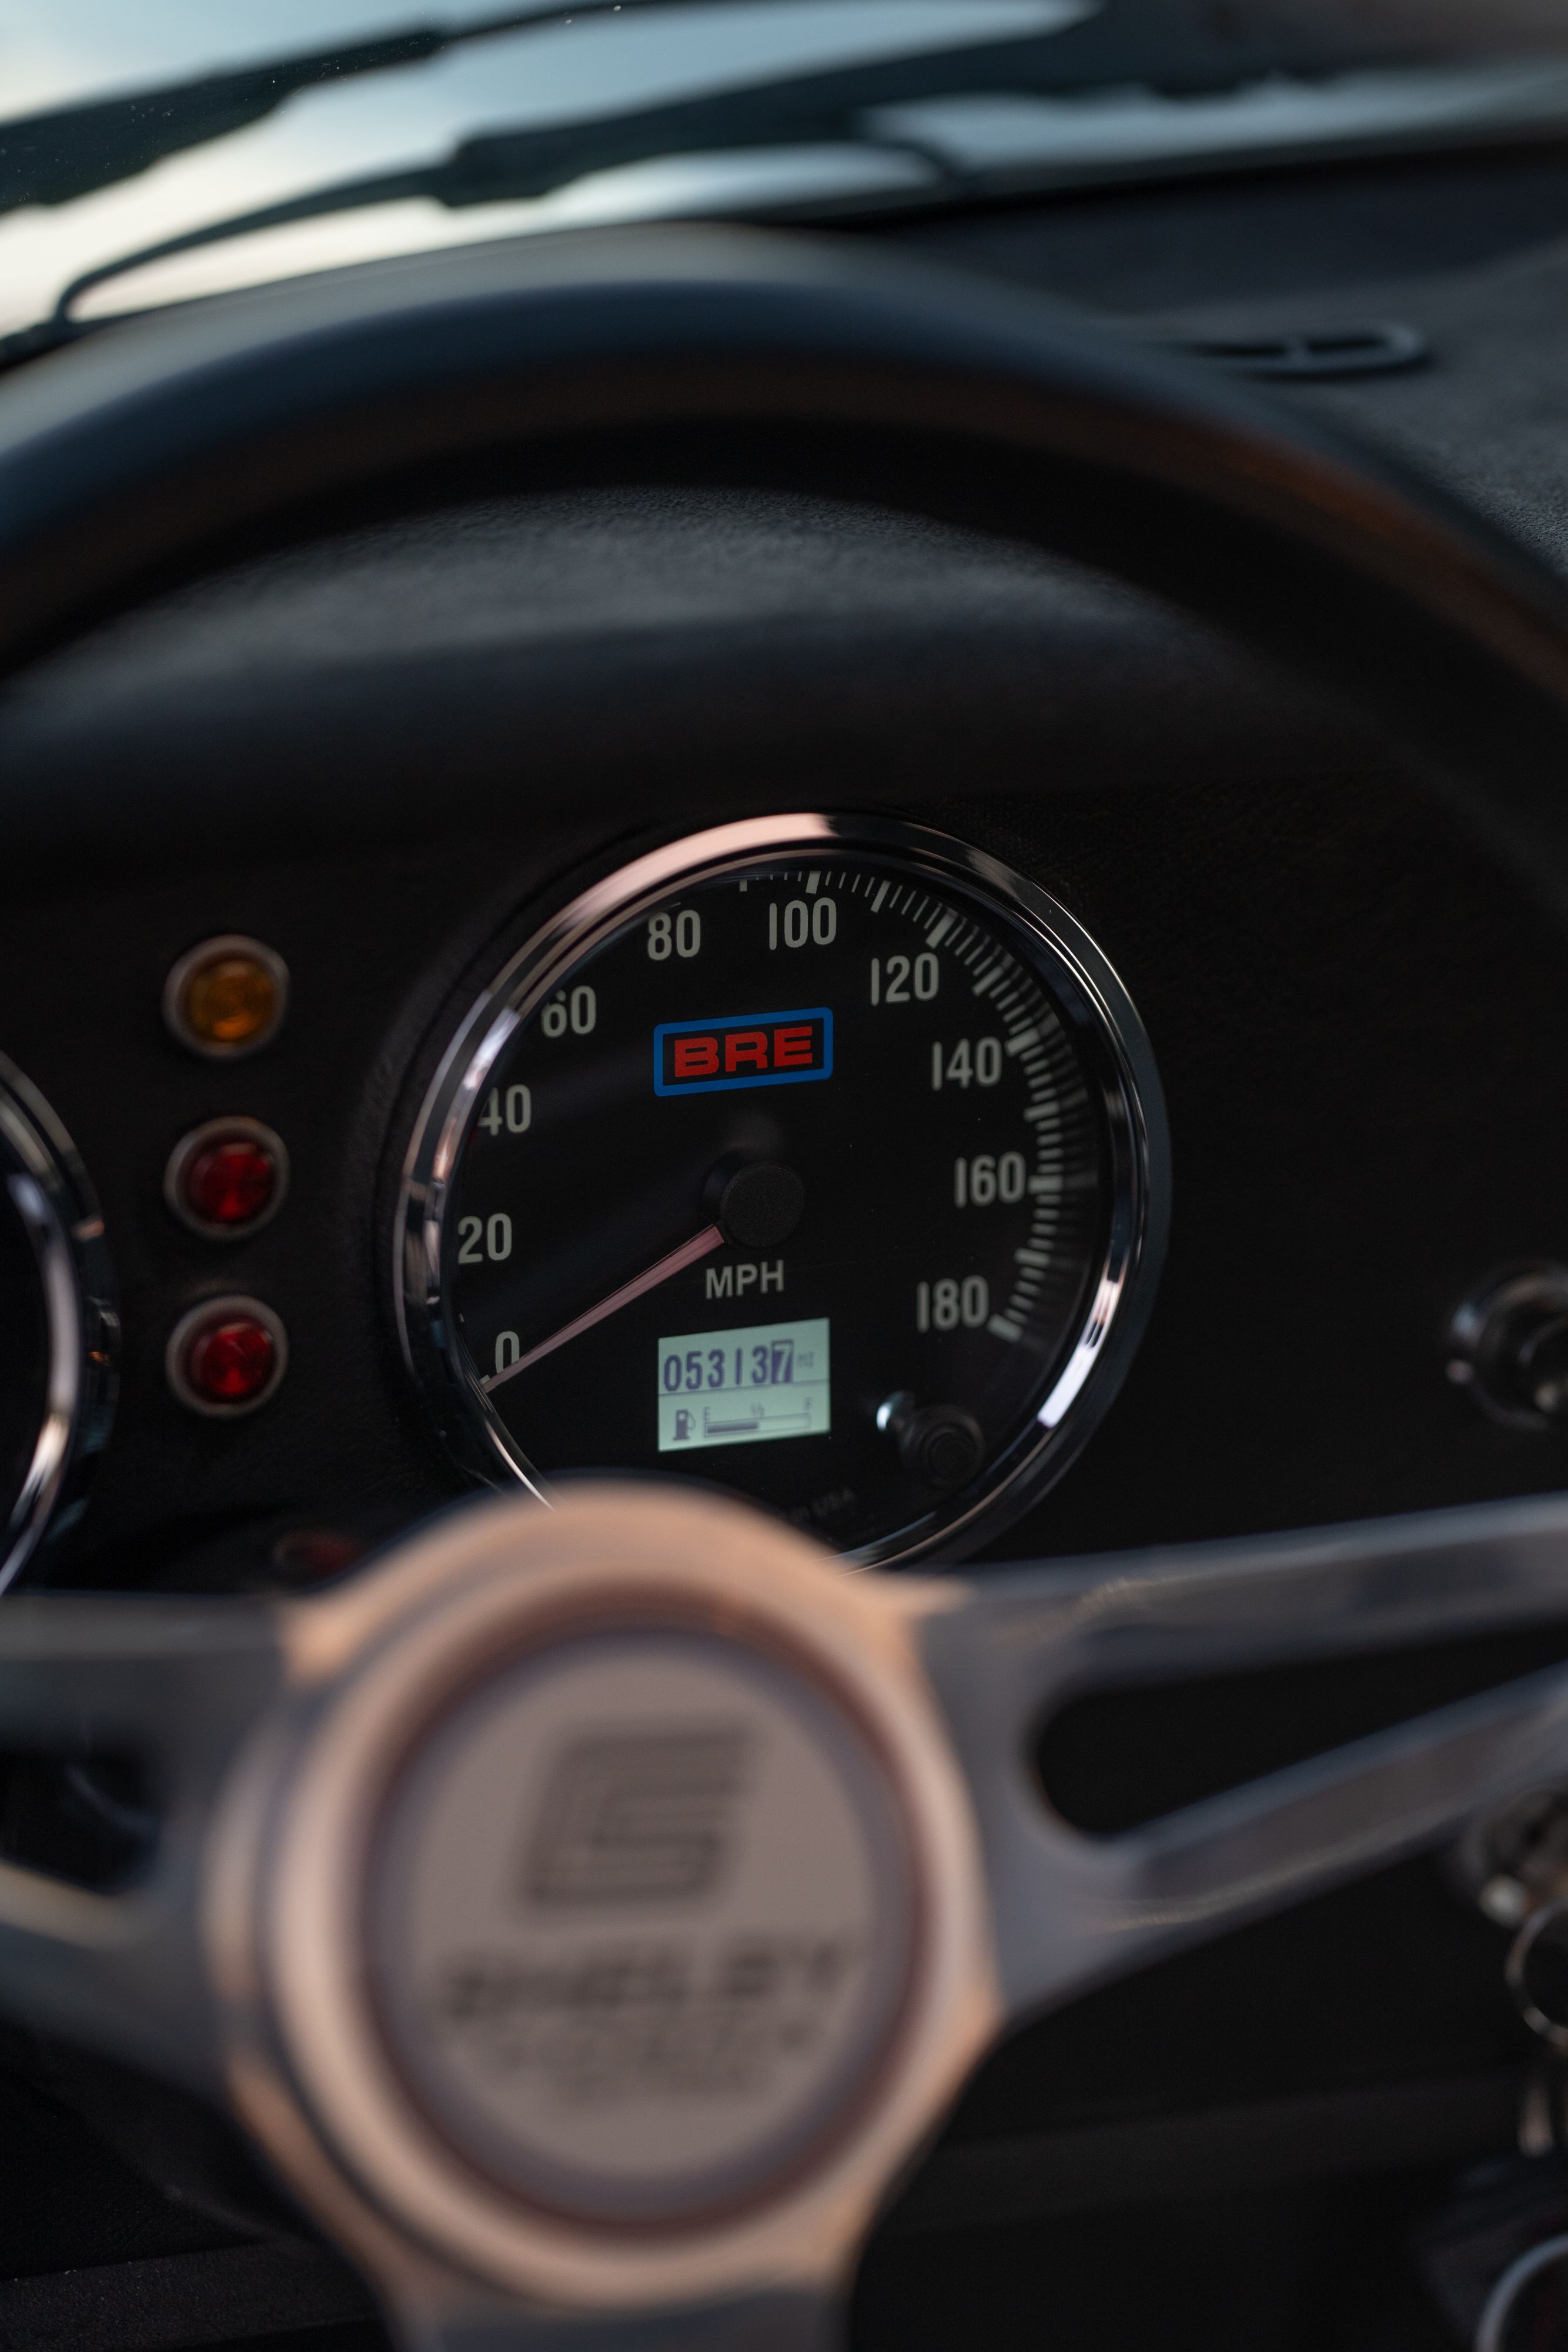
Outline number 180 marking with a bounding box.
[916,1276,989,1331]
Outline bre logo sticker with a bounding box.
[654,1008,833,1097]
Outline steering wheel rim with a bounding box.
[5,221,1568,2347]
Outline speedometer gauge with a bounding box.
[397,818,1167,1565]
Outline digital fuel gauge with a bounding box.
[396,816,1169,1567]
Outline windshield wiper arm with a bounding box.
[4,0,1550,226]
[0,1,759,218]
[48,0,1424,329]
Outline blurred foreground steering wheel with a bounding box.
[7,226,1568,2348]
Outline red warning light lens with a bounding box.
[184,1316,276,1406]
[166,1295,287,1417]
[184,1138,276,1228]
[166,1119,288,1238]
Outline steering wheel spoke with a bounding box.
[920,1495,1568,2025]
[0,1593,282,2087]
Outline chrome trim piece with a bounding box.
[1477,2230,1568,2352]
[165,1293,289,1419]
[0,1055,117,1596]
[395,815,1169,1568]
[1505,1897,1568,2049]
[162,934,290,1060]
[163,1115,290,1240]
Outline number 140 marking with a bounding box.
[931,1037,1002,1088]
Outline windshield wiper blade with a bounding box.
[1,0,1550,226]
[0,2,746,218]
[48,0,1425,329]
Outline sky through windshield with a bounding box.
[4,1,1568,339]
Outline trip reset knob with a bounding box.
[877,1393,985,1492]
[1447,1265,1568,1426]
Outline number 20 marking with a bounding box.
[457,1212,512,1264]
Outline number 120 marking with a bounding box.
[870,953,939,1004]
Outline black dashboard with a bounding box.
[6,484,1568,1599]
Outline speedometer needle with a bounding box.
[480,1224,724,1394]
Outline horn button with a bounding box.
[366,1619,918,2230]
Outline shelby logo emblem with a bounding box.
[524,1728,752,1906]
[654,1008,832,1097]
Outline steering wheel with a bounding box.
[7,223,1568,2351]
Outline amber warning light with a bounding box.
[653,1008,832,1097]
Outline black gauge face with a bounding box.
[402,823,1166,1563]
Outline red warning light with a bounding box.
[165,1118,289,1238]
[166,1295,288,1417]
[186,1315,275,1405]
[186,1138,276,1227]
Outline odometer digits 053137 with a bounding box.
[397,817,1168,1565]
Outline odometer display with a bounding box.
[657,1315,831,1453]
[399,819,1167,1564]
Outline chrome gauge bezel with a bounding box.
[0,1055,118,1594]
[395,816,1169,1567]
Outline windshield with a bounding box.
[4,0,1568,340]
